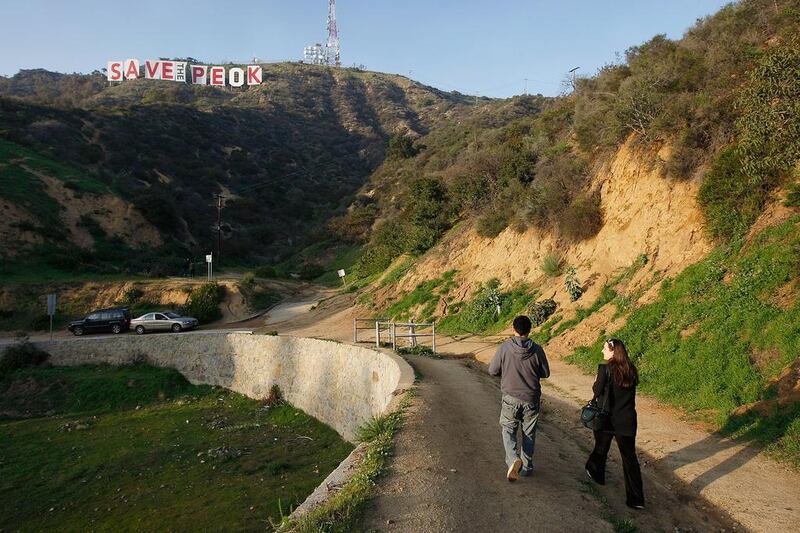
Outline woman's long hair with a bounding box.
[606,338,639,389]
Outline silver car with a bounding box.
[131,311,199,334]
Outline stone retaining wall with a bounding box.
[34,332,414,442]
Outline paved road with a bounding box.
[0,329,253,346]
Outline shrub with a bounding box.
[736,40,800,189]
[396,345,438,358]
[565,267,584,302]
[541,253,562,277]
[0,340,50,378]
[665,130,706,179]
[298,262,325,280]
[120,287,144,305]
[559,193,603,241]
[786,183,800,208]
[529,299,557,326]
[476,210,510,238]
[264,384,283,407]
[698,147,763,242]
[241,272,255,286]
[455,280,503,331]
[386,135,419,160]
[181,282,224,324]
[254,265,277,278]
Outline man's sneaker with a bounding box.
[507,458,523,482]
[519,468,533,477]
[626,503,645,510]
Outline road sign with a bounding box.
[337,269,346,278]
[46,293,56,341]
[206,254,213,263]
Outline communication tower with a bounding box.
[302,1,341,66]
[326,0,341,66]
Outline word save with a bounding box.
[106,59,262,87]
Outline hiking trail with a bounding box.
[271,290,800,532]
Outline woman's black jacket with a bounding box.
[593,363,637,437]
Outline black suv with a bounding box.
[68,308,132,336]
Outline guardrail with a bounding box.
[353,317,388,343]
[374,320,436,354]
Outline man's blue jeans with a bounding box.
[500,394,540,472]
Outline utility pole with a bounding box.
[215,194,225,269]
[569,66,580,93]
[524,78,528,96]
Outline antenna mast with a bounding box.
[326,0,341,66]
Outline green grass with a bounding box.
[284,391,414,532]
[0,162,63,233]
[378,257,416,288]
[437,280,536,336]
[384,270,457,322]
[551,285,619,337]
[541,253,563,277]
[530,314,563,345]
[0,139,107,196]
[0,364,353,531]
[567,218,800,466]
[314,245,364,287]
[579,479,639,533]
[534,254,649,341]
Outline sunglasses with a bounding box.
[606,339,615,348]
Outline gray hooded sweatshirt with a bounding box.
[488,336,550,404]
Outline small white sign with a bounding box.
[46,294,57,316]
[337,269,346,278]
[206,254,213,263]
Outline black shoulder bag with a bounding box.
[580,366,613,431]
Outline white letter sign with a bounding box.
[247,65,262,85]
[144,59,161,79]
[161,61,175,81]
[174,62,187,82]
[191,65,207,85]
[124,58,140,79]
[107,61,123,81]
[106,59,263,87]
[209,66,225,87]
[228,67,244,87]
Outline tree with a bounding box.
[386,134,419,160]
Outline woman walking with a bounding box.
[585,338,645,509]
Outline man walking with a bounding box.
[488,315,550,481]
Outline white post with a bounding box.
[391,323,397,351]
[432,321,436,355]
[375,321,380,348]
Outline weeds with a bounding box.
[541,253,563,277]
[567,218,800,466]
[0,338,49,378]
[284,391,414,532]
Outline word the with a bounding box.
[106,59,262,87]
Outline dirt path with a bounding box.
[272,296,800,532]
[360,355,737,532]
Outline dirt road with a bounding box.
[364,355,741,532]
[275,292,800,533]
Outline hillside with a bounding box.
[0,63,477,275]
[0,0,798,463]
[346,0,800,465]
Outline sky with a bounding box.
[0,0,732,98]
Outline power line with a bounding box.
[215,194,225,267]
